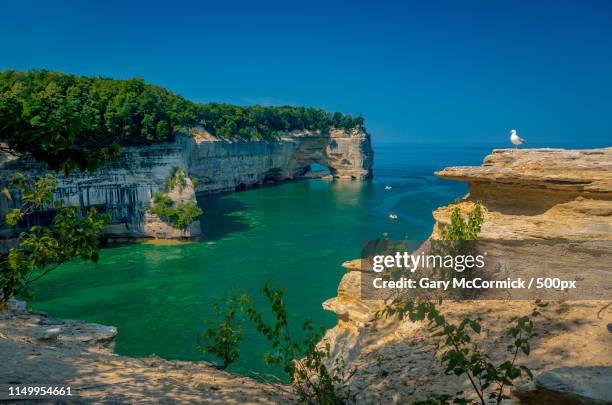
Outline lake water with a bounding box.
[29,144,489,376]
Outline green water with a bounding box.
[28,145,487,376]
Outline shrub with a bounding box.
[443,202,484,241]
[197,293,249,369]
[166,167,187,191]
[379,200,545,404]
[148,191,203,230]
[245,285,352,404]
[381,300,547,404]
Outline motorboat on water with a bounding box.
[389,213,398,220]
[384,185,393,190]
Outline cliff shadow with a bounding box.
[195,192,251,241]
[467,184,591,216]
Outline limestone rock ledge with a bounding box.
[321,148,612,404]
[434,148,612,240]
[0,299,294,404]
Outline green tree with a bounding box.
[1,69,366,172]
[0,174,109,308]
[197,293,249,369]
[245,285,352,404]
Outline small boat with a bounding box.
[384,185,393,190]
[389,214,398,220]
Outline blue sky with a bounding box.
[2,0,611,147]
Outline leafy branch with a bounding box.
[1,173,109,308]
[380,299,548,404]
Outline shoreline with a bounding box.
[0,299,295,404]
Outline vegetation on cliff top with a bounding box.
[0,70,364,172]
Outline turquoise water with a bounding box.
[29,145,489,376]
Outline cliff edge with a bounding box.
[322,148,612,403]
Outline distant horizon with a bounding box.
[371,139,612,149]
[3,0,612,147]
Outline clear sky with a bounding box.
[2,0,611,147]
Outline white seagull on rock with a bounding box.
[510,129,525,148]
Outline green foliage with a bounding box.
[425,202,485,296]
[0,174,109,308]
[380,299,548,404]
[443,202,484,241]
[148,191,203,230]
[197,293,250,369]
[197,103,364,140]
[245,284,352,404]
[1,70,364,172]
[166,167,187,191]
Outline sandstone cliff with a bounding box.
[321,148,612,403]
[0,128,373,242]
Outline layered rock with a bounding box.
[321,148,612,403]
[185,128,373,194]
[434,148,612,240]
[0,128,373,241]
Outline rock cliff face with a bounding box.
[321,148,612,403]
[186,127,373,193]
[0,128,373,241]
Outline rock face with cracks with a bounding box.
[0,128,373,243]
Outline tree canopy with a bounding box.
[0,70,364,172]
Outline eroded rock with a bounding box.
[514,366,612,405]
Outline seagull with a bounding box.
[510,129,525,148]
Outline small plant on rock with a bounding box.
[166,167,188,191]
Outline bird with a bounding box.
[510,129,525,148]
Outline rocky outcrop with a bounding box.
[0,128,373,241]
[514,366,612,405]
[321,148,612,403]
[434,148,612,240]
[0,299,294,404]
